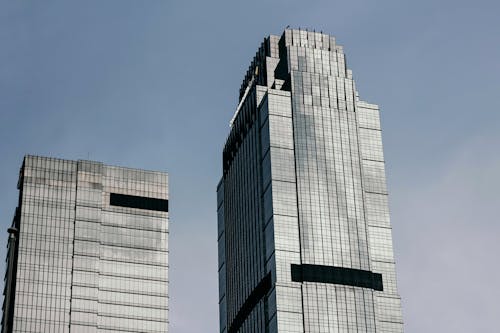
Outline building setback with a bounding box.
[217,29,403,332]
[2,155,169,333]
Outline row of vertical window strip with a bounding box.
[223,108,268,331]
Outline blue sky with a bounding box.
[1,0,499,332]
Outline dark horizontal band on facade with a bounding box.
[90,301,168,311]
[76,241,168,253]
[97,286,166,297]
[109,193,168,212]
[72,254,168,267]
[75,238,168,252]
[291,264,383,291]
[228,273,271,333]
[81,313,169,323]
[72,269,168,283]
[99,222,167,233]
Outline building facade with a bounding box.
[217,29,403,332]
[2,155,169,333]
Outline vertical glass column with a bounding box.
[13,156,76,333]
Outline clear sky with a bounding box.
[1,0,499,332]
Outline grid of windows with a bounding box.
[2,156,169,333]
[219,28,403,332]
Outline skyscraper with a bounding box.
[217,29,403,332]
[2,155,169,333]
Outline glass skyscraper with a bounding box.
[2,155,169,333]
[217,29,403,332]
